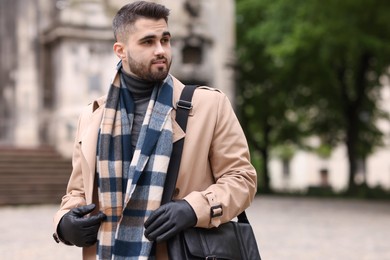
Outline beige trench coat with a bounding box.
[53,73,257,259]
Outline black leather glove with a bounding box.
[57,204,106,247]
[144,200,197,242]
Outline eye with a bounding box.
[142,40,153,45]
[161,37,170,44]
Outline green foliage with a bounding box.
[236,0,390,191]
[272,142,297,161]
[342,184,390,200]
[314,143,332,159]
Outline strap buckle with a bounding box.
[177,100,193,110]
[210,205,223,218]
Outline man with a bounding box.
[53,1,257,259]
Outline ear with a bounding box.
[113,42,126,60]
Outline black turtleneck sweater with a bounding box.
[121,69,155,149]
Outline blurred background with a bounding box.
[1,0,390,259]
[0,0,235,204]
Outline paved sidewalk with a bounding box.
[246,196,390,260]
[0,196,389,259]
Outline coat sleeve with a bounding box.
[184,92,257,228]
[53,110,89,234]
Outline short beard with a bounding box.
[126,51,171,82]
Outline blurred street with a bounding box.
[0,195,389,260]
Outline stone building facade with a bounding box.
[0,0,236,157]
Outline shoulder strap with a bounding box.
[161,85,199,204]
[160,85,250,224]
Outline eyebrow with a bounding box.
[139,31,171,42]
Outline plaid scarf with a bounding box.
[96,69,173,259]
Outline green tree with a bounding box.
[236,0,310,193]
[236,0,390,192]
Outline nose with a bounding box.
[154,42,165,56]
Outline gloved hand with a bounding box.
[57,204,106,247]
[144,200,197,242]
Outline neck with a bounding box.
[121,68,155,98]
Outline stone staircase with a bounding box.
[0,146,72,205]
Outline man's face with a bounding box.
[122,18,172,82]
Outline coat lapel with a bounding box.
[80,99,105,201]
[171,76,188,143]
[81,71,120,182]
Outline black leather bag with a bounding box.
[167,211,261,260]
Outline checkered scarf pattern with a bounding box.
[96,71,173,259]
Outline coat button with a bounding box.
[173,188,180,197]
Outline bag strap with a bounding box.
[161,84,251,225]
[161,85,199,204]
[237,210,250,224]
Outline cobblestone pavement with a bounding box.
[0,196,389,260]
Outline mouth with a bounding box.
[152,58,167,65]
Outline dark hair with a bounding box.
[113,1,170,42]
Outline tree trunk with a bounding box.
[245,118,272,194]
[260,119,272,194]
[346,125,358,191]
[339,52,370,193]
[250,138,271,194]
[260,147,271,194]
